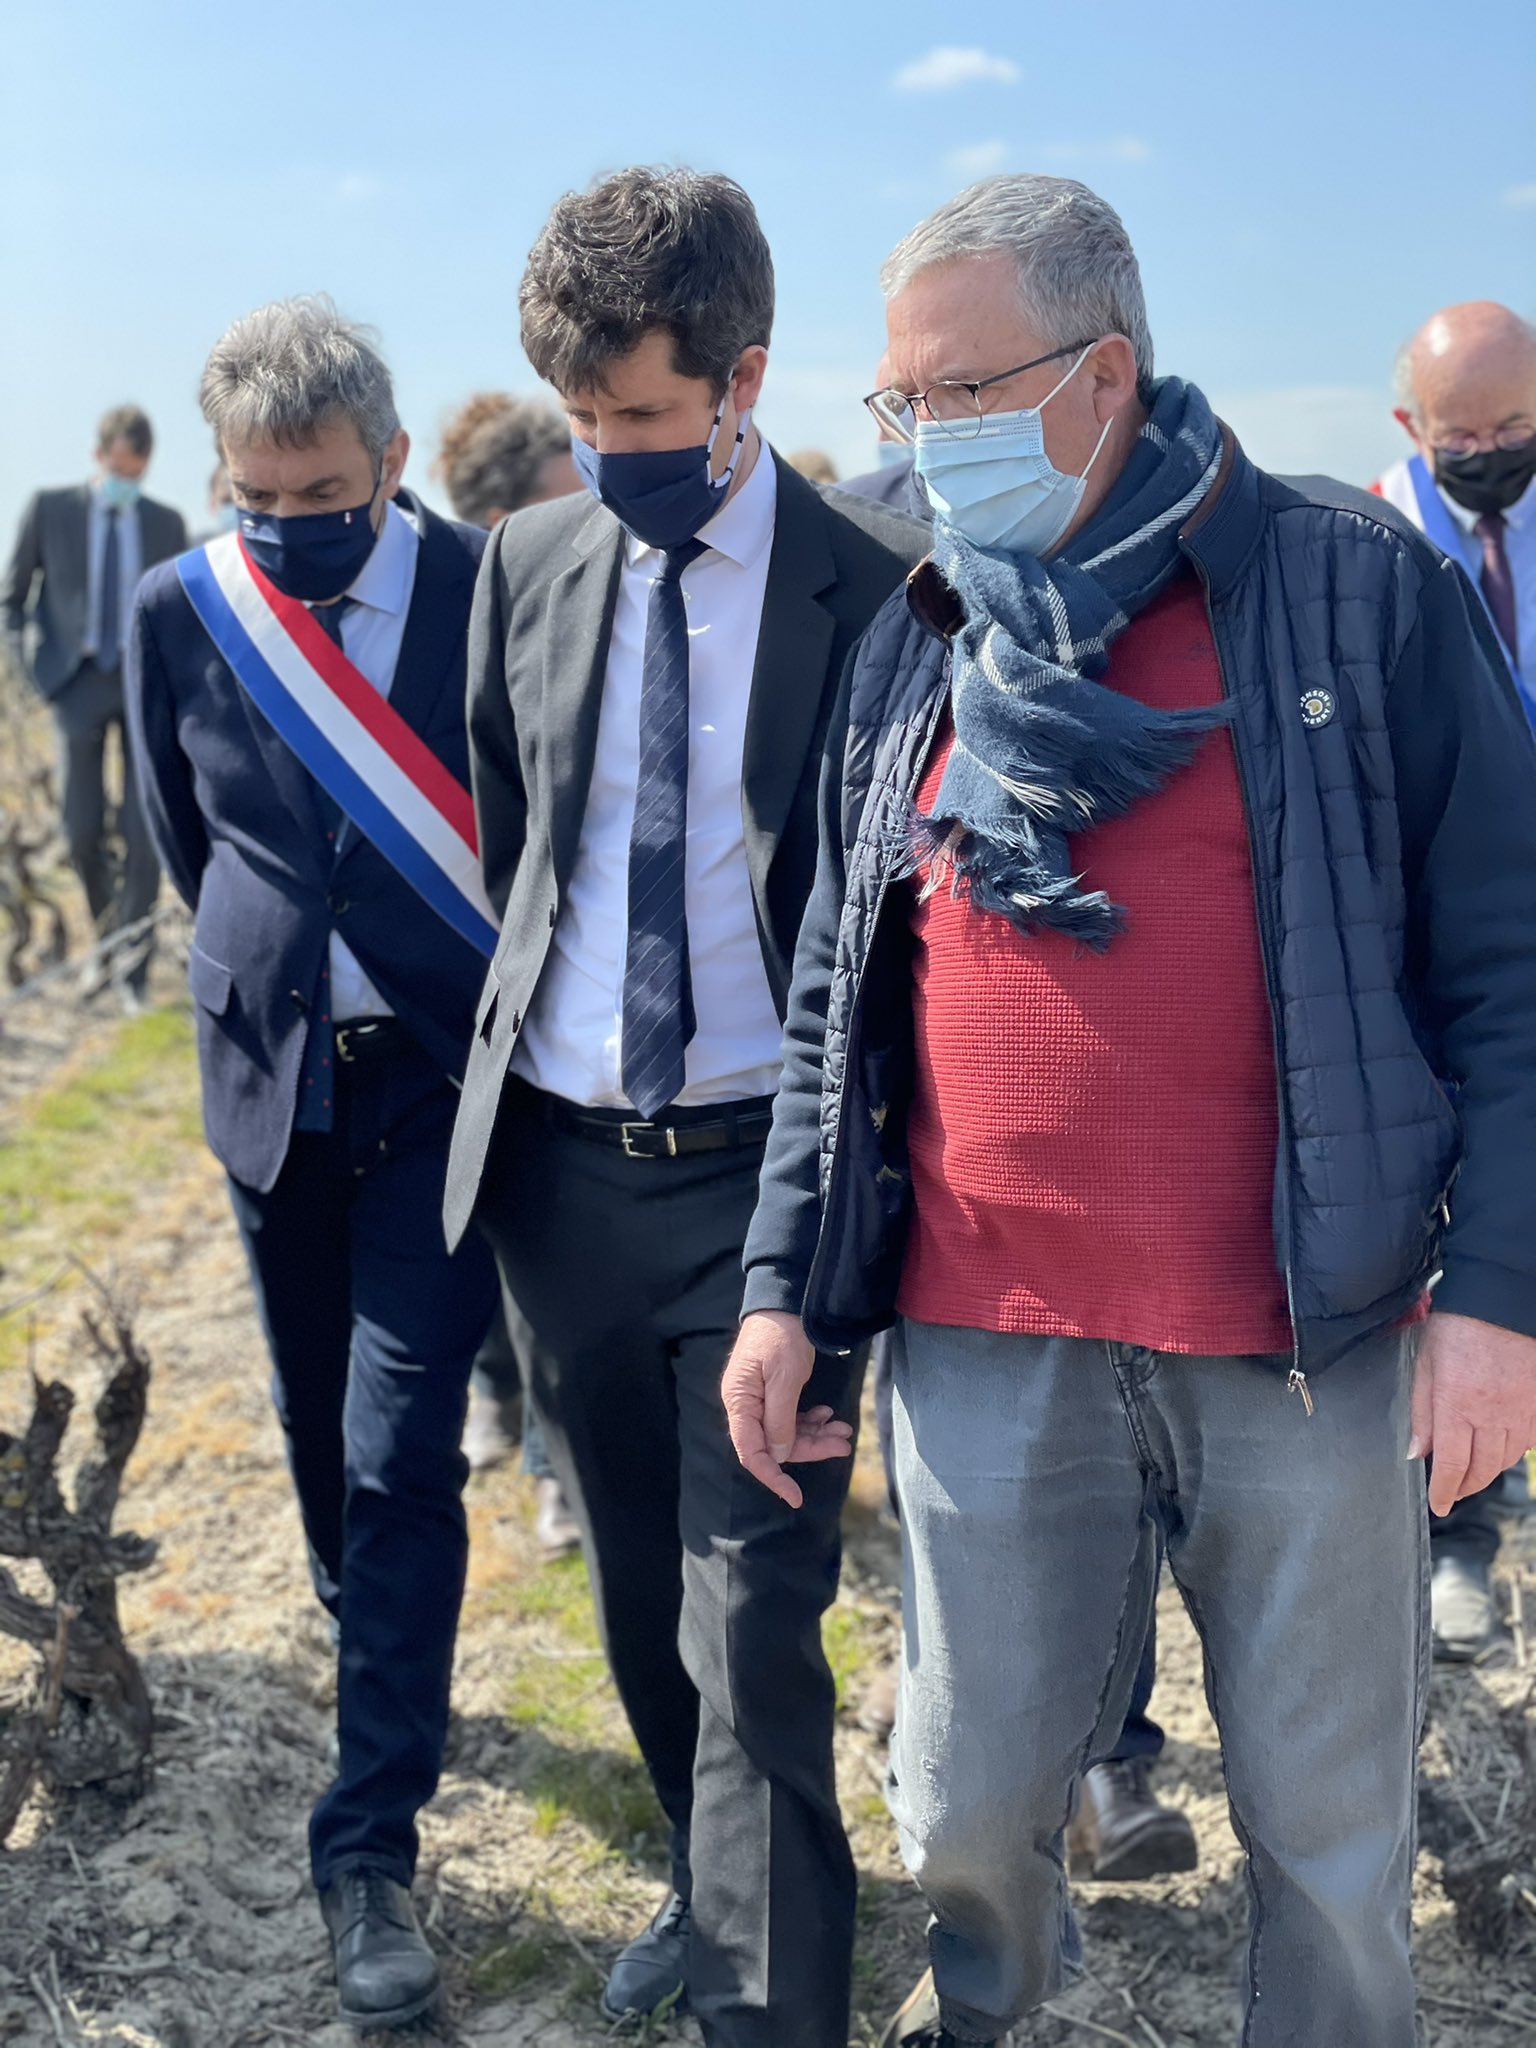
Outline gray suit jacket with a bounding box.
[3,484,188,698]
[443,449,926,1246]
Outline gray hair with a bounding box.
[435,393,571,527]
[199,294,401,463]
[1392,340,1418,418]
[881,174,1154,385]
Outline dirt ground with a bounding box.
[2,690,1534,2047]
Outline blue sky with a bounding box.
[3,0,1533,545]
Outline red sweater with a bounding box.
[898,572,1293,1354]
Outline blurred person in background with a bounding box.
[126,298,499,2033]
[435,388,582,1561]
[444,166,924,2043]
[837,352,929,518]
[3,404,188,1006]
[1374,299,1536,1660]
[788,447,839,483]
[726,175,1536,2048]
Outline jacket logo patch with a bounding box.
[1300,687,1336,730]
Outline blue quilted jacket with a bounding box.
[741,436,1536,1377]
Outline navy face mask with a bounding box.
[570,399,750,549]
[238,477,383,602]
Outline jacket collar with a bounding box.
[903,419,1267,639]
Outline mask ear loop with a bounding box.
[1040,343,1115,484]
[705,392,752,492]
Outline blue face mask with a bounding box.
[98,471,142,511]
[913,347,1113,556]
[238,482,383,602]
[570,400,750,549]
[876,440,910,471]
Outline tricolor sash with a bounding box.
[177,533,498,958]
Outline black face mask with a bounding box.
[1432,436,1536,516]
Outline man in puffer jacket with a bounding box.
[723,173,1536,2048]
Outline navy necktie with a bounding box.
[1475,512,1520,668]
[98,507,121,668]
[622,538,707,1120]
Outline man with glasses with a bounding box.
[1374,299,1536,1663]
[723,175,1536,2048]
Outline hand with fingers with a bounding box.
[1410,1310,1536,1516]
[722,1310,854,1509]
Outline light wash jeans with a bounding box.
[886,1320,1428,2047]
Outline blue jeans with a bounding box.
[886,1320,1427,2048]
[873,1333,1162,1765]
[228,1042,498,1889]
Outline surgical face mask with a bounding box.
[1433,436,1536,517]
[210,503,240,535]
[913,347,1112,556]
[876,440,910,471]
[98,471,143,511]
[237,477,383,602]
[570,397,750,549]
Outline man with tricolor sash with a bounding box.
[125,295,498,2032]
[1373,298,1536,1665]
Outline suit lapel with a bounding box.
[543,503,624,892]
[741,455,838,908]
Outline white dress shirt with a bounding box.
[311,497,421,1020]
[514,445,785,1109]
[82,484,143,663]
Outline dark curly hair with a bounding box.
[520,166,775,399]
[434,393,570,527]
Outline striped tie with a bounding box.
[621,538,707,1120]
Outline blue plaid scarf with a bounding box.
[923,377,1227,947]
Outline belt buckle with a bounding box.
[620,1121,678,1160]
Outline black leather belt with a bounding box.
[334,1017,409,1063]
[543,1092,775,1160]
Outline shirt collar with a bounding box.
[626,437,777,571]
[343,497,418,613]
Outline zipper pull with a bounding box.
[1287,1368,1315,1418]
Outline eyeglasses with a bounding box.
[864,339,1099,444]
[1434,425,1536,458]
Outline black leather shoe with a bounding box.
[1068,1759,1199,1881]
[600,1890,691,2023]
[319,1869,440,2030]
[878,1967,996,2047]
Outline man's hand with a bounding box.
[722,1310,853,1509]
[1410,1310,1536,1516]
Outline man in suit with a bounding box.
[445,168,924,2046]
[4,405,187,1004]
[126,297,498,2032]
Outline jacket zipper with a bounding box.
[1189,556,1312,1416]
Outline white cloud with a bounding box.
[1502,182,1536,208]
[944,140,1011,181]
[892,46,1019,93]
[1205,384,1403,489]
[333,172,382,204]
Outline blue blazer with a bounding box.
[126,492,488,1192]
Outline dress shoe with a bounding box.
[534,1475,581,1562]
[878,1967,997,2047]
[600,1890,690,2023]
[1068,1759,1199,1882]
[319,1869,440,2029]
[858,1654,899,1742]
[462,1384,521,1472]
[1431,1552,1496,1662]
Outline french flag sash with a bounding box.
[177,532,498,958]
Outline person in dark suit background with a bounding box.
[4,405,187,1003]
[444,168,925,2045]
[126,298,498,2033]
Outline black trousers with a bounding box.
[51,661,159,985]
[479,1081,859,2048]
[227,1041,498,1888]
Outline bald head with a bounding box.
[1395,300,1536,450]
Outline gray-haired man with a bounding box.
[125,297,498,2031]
[724,175,1536,2047]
